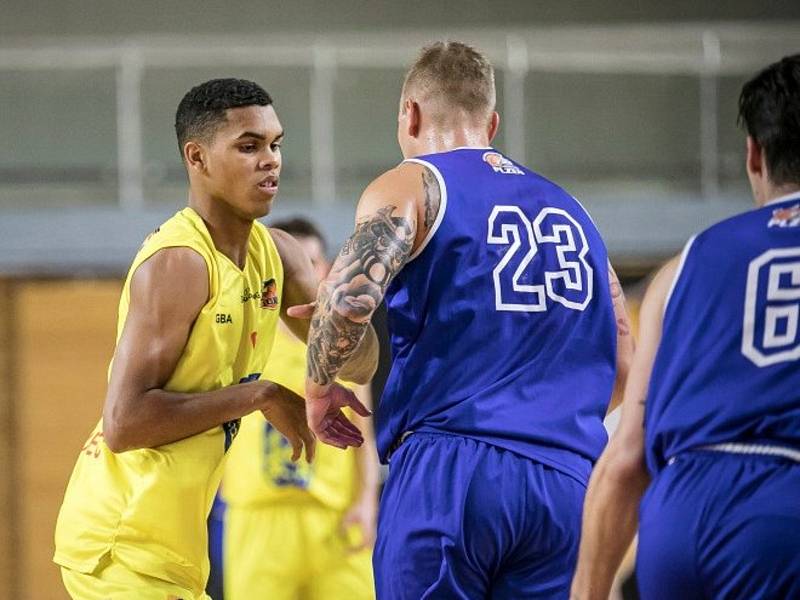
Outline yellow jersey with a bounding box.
[223,326,360,512]
[54,207,283,596]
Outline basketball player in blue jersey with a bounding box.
[570,55,800,600]
[289,42,633,598]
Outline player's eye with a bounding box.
[270,142,282,152]
[239,144,257,153]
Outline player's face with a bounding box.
[204,105,283,220]
[297,235,330,280]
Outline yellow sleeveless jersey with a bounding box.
[54,207,283,595]
[223,326,359,512]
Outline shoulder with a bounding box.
[695,205,763,245]
[640,255,683,319]
[134,246,208,288]
[357,163,436,234]
[137,209,216,266]
[267,226,298,256]
[267,226,305,273]
[130,246,209,312]
[361,163,425,204]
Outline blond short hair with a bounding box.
[402,41,496,121]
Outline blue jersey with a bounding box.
[645,192,800,474]
[377,147,617,484]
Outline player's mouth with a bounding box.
[257,175,279,195]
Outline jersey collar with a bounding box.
[765,190,800,206]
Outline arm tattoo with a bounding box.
[609,265,631,336]
[422,169,441,230]
[307,206,414,385]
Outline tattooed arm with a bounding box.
[272,227,378,385]
[303,162,439,446]
[570,257,679,600]
[607,262,635,413]
[306,204,414,385]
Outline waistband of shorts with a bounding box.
[667,442,800,465]
[386,431,414,461]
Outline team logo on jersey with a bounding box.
[768,204,800,228]
[483,151,523,175]
[260,278,279,309]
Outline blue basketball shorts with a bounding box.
[373,432,586,599]
[637,450,800,599]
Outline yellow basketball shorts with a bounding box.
[61,555,211,600]
[224,498,374,600]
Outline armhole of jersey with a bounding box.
[403,158,448,262]
[663,235,697,316]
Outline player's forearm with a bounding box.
[607,346,632,414]
[339,325,379,384]
[306,265,382,389]
[570,449,650,600]
[307,205,413,389]
[306,286,372,388]
[102,381,274,452]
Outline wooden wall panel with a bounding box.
[0,280,18,597]
[16,280,120,599]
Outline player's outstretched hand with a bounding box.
[259,382,316,463]
[305,382,371,449]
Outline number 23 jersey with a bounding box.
[379,147,616,484]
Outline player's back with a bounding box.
[645,192,800,474]
[378,147,616,484]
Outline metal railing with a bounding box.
[0,24,797,209]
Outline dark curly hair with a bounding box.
[174,78,273,156]
[738,54,800,186]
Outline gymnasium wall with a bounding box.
[0,279,121,599]
[4,0,800,36]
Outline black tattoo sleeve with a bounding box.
[307,206,415,386]
[422,168,441,230]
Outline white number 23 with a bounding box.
[487,205,594,312]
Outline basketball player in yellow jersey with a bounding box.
[223,217,379,600]
[53,79,378,600]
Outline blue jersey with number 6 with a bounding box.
[377,147,616,484]
[645,192,800,474]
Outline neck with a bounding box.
[412,126,490,156]
[188,192,253,269]
[758,183,800,207]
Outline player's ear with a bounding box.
[184,141,208,174]
[745,136,764,180]
[407,99,422,138]
[487,111,500,143]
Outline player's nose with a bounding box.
[258,148,280,170]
